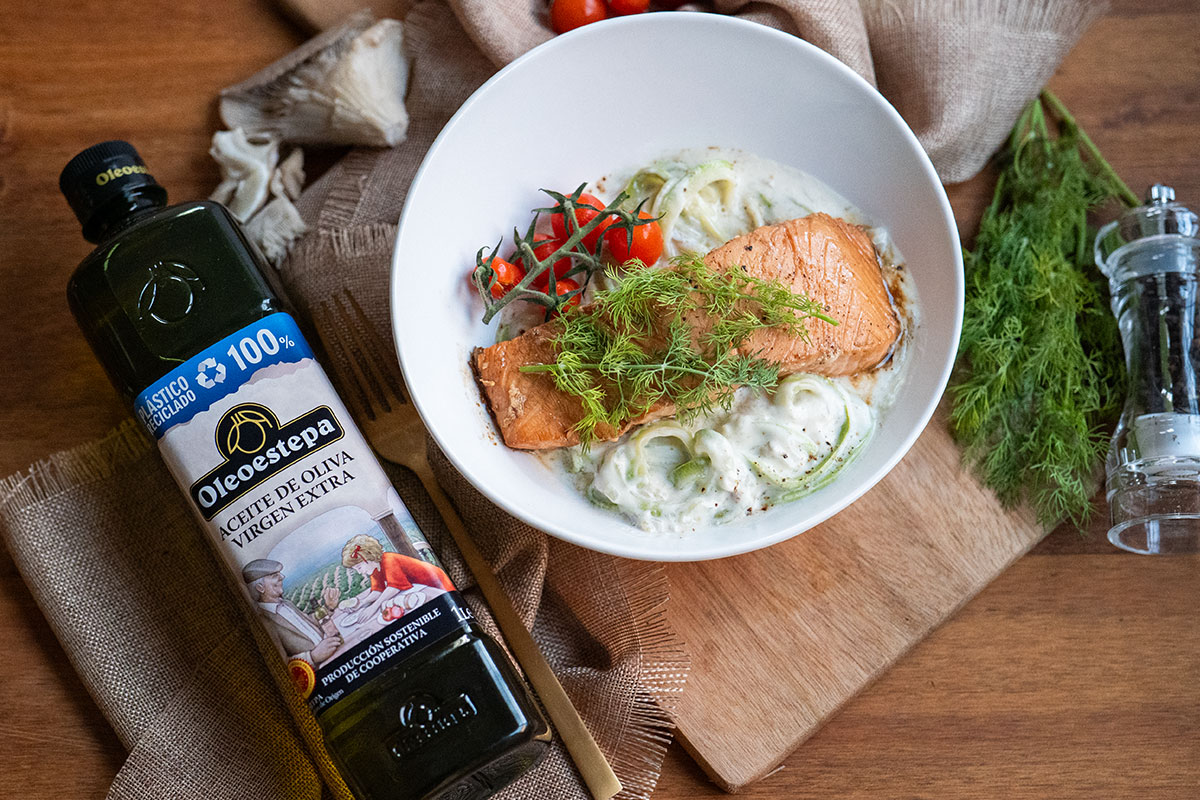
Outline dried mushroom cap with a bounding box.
[209,129,279,222]
[270,148,306,201]
[219,12,409,147]
[209,129,308,264]
[245,195,308,269]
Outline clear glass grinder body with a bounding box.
[60,141,550,799]
[1096,184,1200,554]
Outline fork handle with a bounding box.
[410,463,623,800]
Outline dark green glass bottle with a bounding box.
[62,141,550,800]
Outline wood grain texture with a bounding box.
[0,1,1198,799]
[272,0,410,33]
[656,553,1200,799]
[666,406,1046,790]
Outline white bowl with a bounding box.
[391,12,962,561]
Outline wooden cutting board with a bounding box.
[664,403,1045,791]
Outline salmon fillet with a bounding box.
[709,213,900,374]
[472,213,900,450]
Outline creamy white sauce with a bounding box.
[573,375,873,532]
[625,146,866,258]
[517,148,919,534]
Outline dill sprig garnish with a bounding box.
[950,90,1137,527]
[520,253,837,447]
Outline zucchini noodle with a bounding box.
[588,375,873,533]
[622,148,858,258]
[624,158,741,256]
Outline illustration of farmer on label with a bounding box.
[243,558,343,666]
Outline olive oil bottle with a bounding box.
[61,141,550,800]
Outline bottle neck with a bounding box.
[84,187,168,244]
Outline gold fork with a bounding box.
[314,290,622,800]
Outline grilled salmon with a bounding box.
[472,213,900,450]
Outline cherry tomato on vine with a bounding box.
[516,234,572,289]
[549,0,607,34]
[550,192,615,251]
[608,0,651,15]
[480,256,525,299]
[553,278,582,314]
[605,211,664,266]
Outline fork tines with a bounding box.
[314,290,408,422]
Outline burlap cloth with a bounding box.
[0,1,1104,799]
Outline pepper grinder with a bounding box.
[1096,185,1200,553]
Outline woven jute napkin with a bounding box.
[446,0,1107,183]
[0,1,1105,799]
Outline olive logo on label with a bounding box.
[218,404,273,456]
[189,402,344,519]
[137,261,203,324]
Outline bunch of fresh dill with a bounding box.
[950,91,1139,526]
[520,253,836,446]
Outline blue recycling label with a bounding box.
[134,313,314,439]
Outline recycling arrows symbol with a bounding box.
[195,357,227,389]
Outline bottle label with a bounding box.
[136,312,474,716]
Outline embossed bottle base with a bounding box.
[323,628,551,800]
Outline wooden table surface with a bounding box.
[2,1,1198,797]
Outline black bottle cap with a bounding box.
[59,141,168,241]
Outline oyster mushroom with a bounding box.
[245,195,308,269]
[270,148,305,201]
[219,12,409,147]
[209,129,279,222]
[249,146,308,267]
[209,131,308,266]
